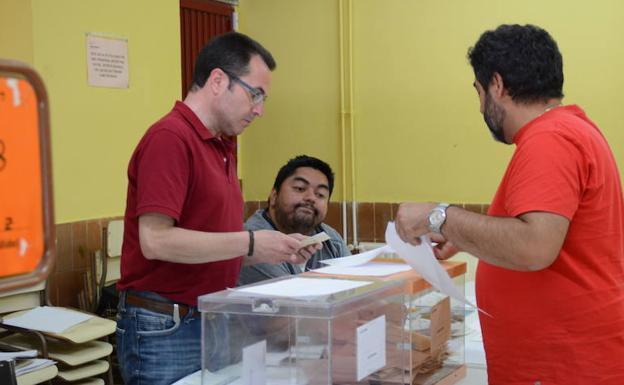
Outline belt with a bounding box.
[125,293,191,318]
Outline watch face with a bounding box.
[430,210,445,226]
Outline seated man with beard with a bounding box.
[239,155,350,285]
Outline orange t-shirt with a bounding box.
[477,105,624,385]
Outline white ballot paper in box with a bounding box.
[319,244,394,267]
[234,277,373,298]
[313,262,412,277]
[385,222,479,310]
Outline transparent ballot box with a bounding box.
[305,260,468,385]
[198,276,410,385]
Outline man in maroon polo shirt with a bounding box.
[115,32,320,385]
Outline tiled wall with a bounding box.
[50,202,488,308]
[244,201,490,244]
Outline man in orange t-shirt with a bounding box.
[395,24,624,384]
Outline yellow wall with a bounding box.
[239,0,624,203]
[30,0,181,223]
[0,0,34,64]
[3,0,624,222]
[237,0,344,201]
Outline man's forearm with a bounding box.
[140,225,249,264]
[442,207,564,271]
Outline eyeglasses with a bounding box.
[222,70,267,105]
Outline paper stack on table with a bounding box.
[14,358,56,376]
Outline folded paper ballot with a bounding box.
[313,262,411,277]
[300,231,330,247]
[320,245,394,267]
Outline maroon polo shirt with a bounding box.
[117,101,244,306]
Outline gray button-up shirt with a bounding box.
[238,209,351,286]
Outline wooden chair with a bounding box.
[91,219,124,384]
[94,220,123,319]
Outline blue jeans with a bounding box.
[116,290,230,385]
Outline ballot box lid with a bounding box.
[198,275,405,319]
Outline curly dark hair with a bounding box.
[273,155,335,196]
[467,24,564,103]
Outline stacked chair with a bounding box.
[92,219,124,383]
[0,282,58,385]
[0,261,117,384]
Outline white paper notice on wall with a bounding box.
[242,340,266,385]
[86,33,129,88]
[356,315,386,381]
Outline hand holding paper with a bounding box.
[428,232,460,260]
[393,202,437,244]
[250,230,320,265]
[300,231,330,247]
[315,222,482,312]
[385,222,478,310]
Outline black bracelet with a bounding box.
[247,230,254,257]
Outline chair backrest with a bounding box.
[0,281,46,314]
[95,220,123,290]
[103,220,123,286]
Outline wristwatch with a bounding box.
[428,203,450,234]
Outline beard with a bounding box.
[483,92,509,144]
[273,202,320,235]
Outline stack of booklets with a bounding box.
[0,349,56,376]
